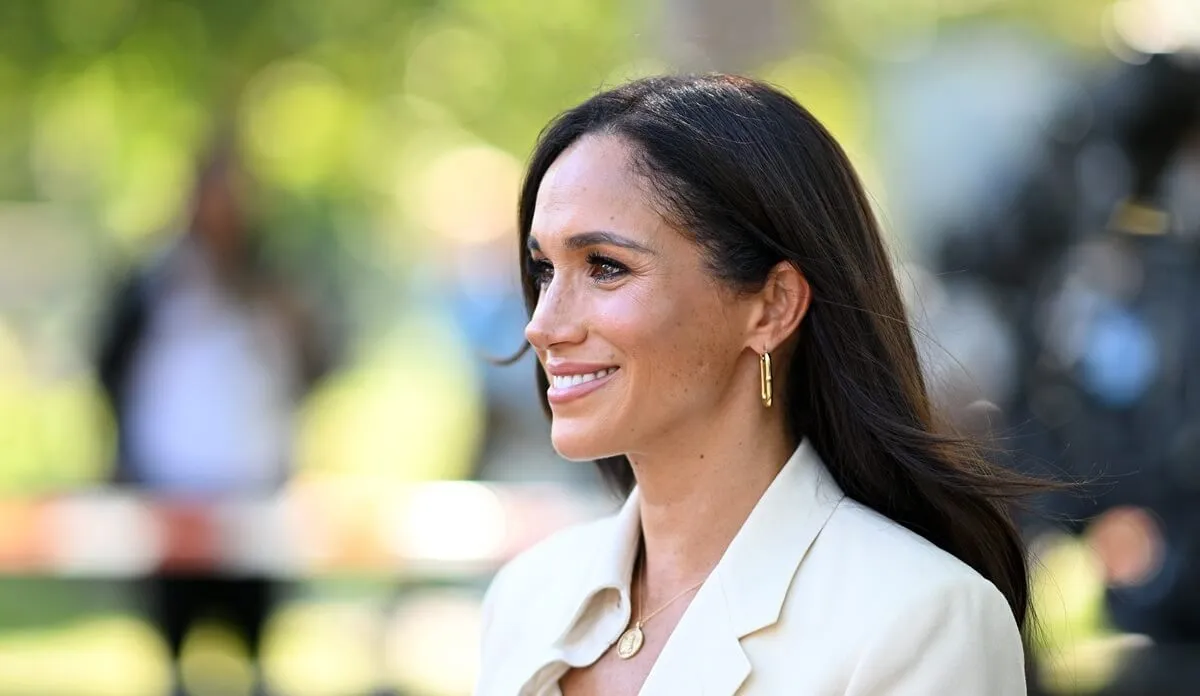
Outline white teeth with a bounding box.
[552,367,617,389]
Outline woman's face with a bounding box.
[525,134,756,461]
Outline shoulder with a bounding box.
[818,497,1003,597]
[783,500,1017,640]
[787,496,1022,681]
[773,499,1024,692]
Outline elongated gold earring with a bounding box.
[759,351,773,408]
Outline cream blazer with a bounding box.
[475,440,1027,695]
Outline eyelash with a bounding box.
[529,254,629,287]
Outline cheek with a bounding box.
[595,286,734,388]
[590,286,672,360]
[670,319,735,390]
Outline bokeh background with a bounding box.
[1,0,1199,694]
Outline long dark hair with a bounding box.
[514,74,1047,631]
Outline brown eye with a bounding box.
[529,258,554,287]
[587,254,628,282]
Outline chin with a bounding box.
[550,420,620,462]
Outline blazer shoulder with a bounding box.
[768,498,1021,686]
[829,503,1026,693]
[803,498,1015,618]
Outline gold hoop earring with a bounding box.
[759,351,773,408]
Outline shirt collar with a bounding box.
[591,483,643,592]
[547,482,642,649]
[549,438,845,647]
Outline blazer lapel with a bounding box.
[637,572,750,696]
[718,440,845,638]
[639,440,845,696]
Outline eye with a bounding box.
[528,257,554,288]
[587,253,629,283]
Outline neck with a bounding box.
[628,398,795,599]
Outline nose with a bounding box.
[524,278,587,352]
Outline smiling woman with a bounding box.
[476,75,1046,696]
[522,134,764,462]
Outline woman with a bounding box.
[477,74,1040,695]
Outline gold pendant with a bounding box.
[616,624,644,659]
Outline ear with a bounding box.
[745,261,810,353]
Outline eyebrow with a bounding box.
[527,230,655,255]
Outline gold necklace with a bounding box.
[616,561,708,660]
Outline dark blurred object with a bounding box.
[93,139,338,696]
[937,52,1200,290]
[1091,642,1200,696]
[936,50,1200,690]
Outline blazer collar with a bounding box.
[642,439,845,695]
[546,440,846,693]
[714,438,846,637]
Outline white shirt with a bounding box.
[124,244,299,495]
[476,440,1027,695]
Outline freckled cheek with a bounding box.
[594,295,722,404]
[674,307,735,387]
[590,291,674,361]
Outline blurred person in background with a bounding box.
[476,75,1049,696]
[94,138,337,696]
[934,51,1200,694]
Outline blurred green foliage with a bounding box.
[0,0,1111,224]
[0,0,1114,493]
[0,0,638,239]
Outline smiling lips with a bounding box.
[546,366,619,405]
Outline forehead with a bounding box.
[531,135,661,239]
